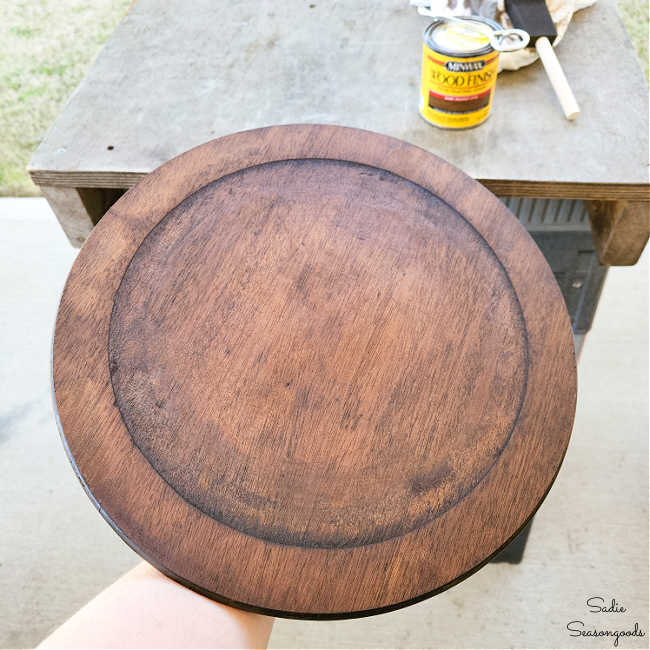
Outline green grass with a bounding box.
[618,0,649,81]
[0,0,647,196]
[0,0,130,196]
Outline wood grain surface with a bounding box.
[52,124,577,618]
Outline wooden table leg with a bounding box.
[39,186,94,247]
[39,186,126,248]
[586,200,650,266]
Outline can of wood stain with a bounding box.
[419,17,502,130]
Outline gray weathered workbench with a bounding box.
[29,0,648,265]
[28,0,648,564]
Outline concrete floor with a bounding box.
[0,198,647,649]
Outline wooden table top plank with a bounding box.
[29,0,649,198]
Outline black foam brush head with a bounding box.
[506,0,557,44]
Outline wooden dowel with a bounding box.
[535,36,580,120]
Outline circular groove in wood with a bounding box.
[53,125,576,618]
[108,159,529,549]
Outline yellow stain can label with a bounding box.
[419,19,501,130]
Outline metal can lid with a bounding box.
[425,17,501,58]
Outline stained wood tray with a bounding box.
[52,124,576,618]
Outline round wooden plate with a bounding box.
[53,125,576,619]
